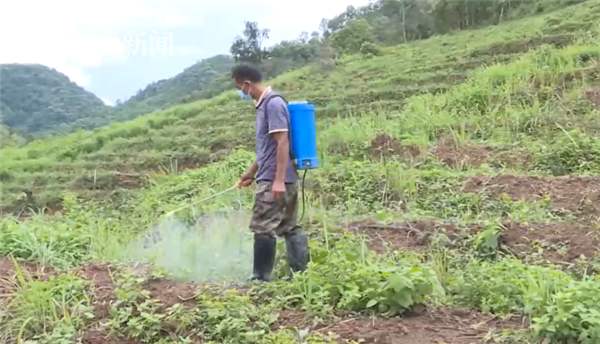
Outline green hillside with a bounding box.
[1,1,600,342]
[0,2,591,213]
[0,56,235,139]
[112,54,235,121]
[0,64,110,136]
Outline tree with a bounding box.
[230,21,270,64]
[330,19,376,54]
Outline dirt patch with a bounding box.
[143,277,199,308]
[274,309,316,330]
[500,222,600,264]
[77,264,116,319]
[0,257,16,298]
[434,138,531,169]
[318,307,523,344]
[0,257,55,293]
[370,134,422,160]
[434,138,494,168]
[464,175,600,218]
[348,220,461,253]
[491,149,532,169]
[585,88,600,108]
[113,172,147,189]
[82,327,140,344]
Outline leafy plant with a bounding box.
[271,235,438,316]
[533,279,600,343]
[470,222,502,259]
[195,289,278,343]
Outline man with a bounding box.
[232,65,310,281]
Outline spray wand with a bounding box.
[162,183,239,218]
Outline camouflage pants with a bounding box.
[249,181,299,237]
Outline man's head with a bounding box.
[232,65,264,100]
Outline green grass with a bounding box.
[2,1,600,342]
[2,0,600,212]
[0,268,93,343]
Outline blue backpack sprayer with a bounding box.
[264,95,319,221]
[163,97,319,219]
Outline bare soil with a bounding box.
[585,88,600,108]
[434,140,494,168]
[77,263,116,319]
[81,328,140,344]
[347,217,600,267]
[143,277,199,308]
[464,175,600,218]
[434,138,530,169]
[348,219,461,253]
[370,134,422,160]
[0,256,55,294]
[500,222,600,264]
[277,307,524,344]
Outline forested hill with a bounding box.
[112,55,234,121]
[0,0,585,141]
[0,56,234,139]
[0,64,110,137]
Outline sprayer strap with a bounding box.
[263,94,295,163]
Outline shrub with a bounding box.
[533,279,600,344]
[360,41,382,57]
[273,236,438,316]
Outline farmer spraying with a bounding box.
[232,65,310,281]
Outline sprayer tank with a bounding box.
[288,101,319,169]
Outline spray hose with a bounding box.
[162,172,308,222]
[162,184,238,218]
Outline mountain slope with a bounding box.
[0,64,110,136]
[0,56,234,139]
[112,55,235,121]
[0,0,598,212]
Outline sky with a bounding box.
[0,0,371,105]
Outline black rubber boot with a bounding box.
[284,229,309,273]
[251,234,276,282]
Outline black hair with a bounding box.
[231,64,262,83]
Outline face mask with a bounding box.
[238,82,252,101]
[238,89,252,101]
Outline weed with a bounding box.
[0,270,93,343]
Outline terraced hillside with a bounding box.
[0,2,593,213]
[1,1,600,343]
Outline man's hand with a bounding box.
[237,161,258,188]
[237,174,254,188]
[272,180,286,199]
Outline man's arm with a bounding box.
[238,161,258,188]
[271,132,289,198]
